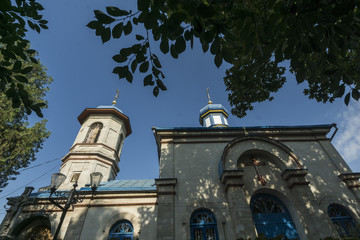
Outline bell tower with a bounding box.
[58,97,131,190]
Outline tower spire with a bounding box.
[207,88,213,104]
[112,89,119,106]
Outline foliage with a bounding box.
[0,50,52,191]
[88,0,360,118]
[0,0,48,117]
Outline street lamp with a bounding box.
[49,172,103,240]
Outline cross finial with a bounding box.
[206,88,213,104]
[112,89,119,105]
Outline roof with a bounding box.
[77,106,132,137]
[153,124,335,132]
[81,179,156,191]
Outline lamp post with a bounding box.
[49,172,103,240]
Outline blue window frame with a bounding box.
[328,204,358,238]
[250,194,299,239]
[190,209,219,240]
[108,220,133,240]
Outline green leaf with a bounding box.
[13,61,22,71]
[144,74,154,86]
[184,30,193,41]
[222,47,234,63]
[139,61,149,72]
[94,10,115,24]
[112,54,127,63]
[125,71,133,83]
[120,48,133,57]
[87,21,100,30]
[156,79,167,91]
[14,75,28,83]
[30,57,38,64]
[170,44,178,58]
[210,37,220,55]
[114,66,129,78]
[39,24,48,29]
[352,89,360,101]
[112,23,123,39]
[106,6,129,17]
[345,92,351,106]
[153,58,162,68]
[138,0,150,11]
[175,36,186,53]
[153,86,159,97]
[131,60,138,73]
[27,20,35,30]
[101,28,111,43]
[160,38,169,54]
[204,31,214,43]
[333,85,345,98]
[124,21,132,35]
[21,67,33,74]
[136,35,145,40]
[214,53,222,68]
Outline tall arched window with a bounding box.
[84,122,103,143]
[190,209,219,240]
[328,204,358,238]
[250,194,299,239]
[108,220,133,240]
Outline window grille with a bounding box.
[190,209,218,240]
[251,194,299,239]
[108,220,133,240]
[328,204,358,238]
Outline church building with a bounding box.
[0,96,359,240]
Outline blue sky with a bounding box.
[1,0,360,220]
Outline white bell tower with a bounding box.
[58,95,131,190]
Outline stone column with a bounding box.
[155,178,177,240]
[282,169,337,239]
[221,170,256,239]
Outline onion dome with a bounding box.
[199,89,229,127]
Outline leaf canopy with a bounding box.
[88,0,360,118]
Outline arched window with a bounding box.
[84,122,103,143]
[250,194,299,239]
[190,209,219,240]
[108,220,133,240]
[328,204,358,238]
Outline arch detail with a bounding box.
[328,204,359,238]
[220,136,303,175]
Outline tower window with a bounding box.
[84,122,103,143]
[70,172,81,182]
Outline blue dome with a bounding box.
[199,104,229,126]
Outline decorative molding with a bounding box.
[281,169,310,189]
[155,178,177,195]
[220,170,244,191]
[338,173,360,189]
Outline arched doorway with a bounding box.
[12,216,52,240]
[250,194,299,239]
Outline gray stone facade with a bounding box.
[1,106,359,240]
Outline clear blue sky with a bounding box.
[1,0,360,220]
